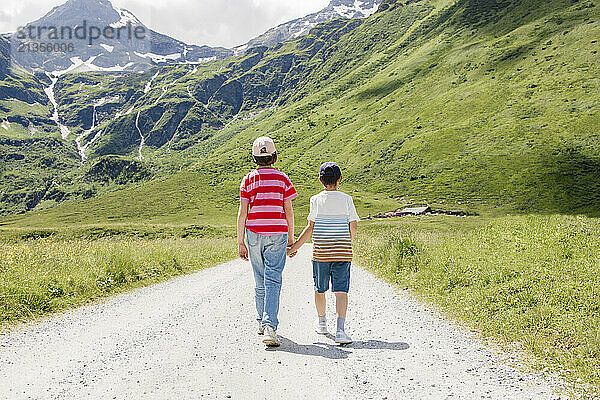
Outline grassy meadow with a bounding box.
[0,235,236,328]
[2,197,600,396]
[354,214,600,395]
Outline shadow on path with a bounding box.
[266,335,410,359]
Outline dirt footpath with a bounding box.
[0,245,565,399]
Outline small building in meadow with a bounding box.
[399,206,431,216]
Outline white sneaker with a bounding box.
[314,318,328,335]
[335,330,352,344]
[258,322,264,335]
[262,326,280,347]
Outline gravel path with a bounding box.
[0,245,565,399]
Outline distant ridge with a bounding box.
[233,0,382,54]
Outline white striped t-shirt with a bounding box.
[308,191,360,262]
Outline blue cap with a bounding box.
[319,162,342,178]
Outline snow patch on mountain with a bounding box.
[110,7,141,29]
[28,122,38,136]
[197,56,217,63]
[292,21,314,39]
[334,0,379,18]
[134,52,182,63]
[144,71,160,94]
[53,56,135,76]
[99,44,115,53]
[135,111,145,161]
[233,0,382,55]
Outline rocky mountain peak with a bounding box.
[326,0,381,17]
[31,0,122,26]
[234,0,382,54]
[9,0,232,73]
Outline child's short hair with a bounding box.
[320,175,339,186]
[253,153,278,166]
[319,162,341,186]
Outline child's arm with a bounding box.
[283,199,295,245]
[288,221,315,255]
[349,221,358,241]
[237,202,249,261]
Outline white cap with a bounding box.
[252,136,277,156]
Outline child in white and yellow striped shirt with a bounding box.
[287,162,359,344]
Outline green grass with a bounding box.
[354,214,600,396]
[0,222,233,242]
[0,99,54,139]
[0,122,31,139]
[0,167,406,230]
[0,135,82,215]
[0,235,236,328]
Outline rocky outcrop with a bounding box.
[83,155,151,184]
[0,137,81,215]
[0,36,10,79]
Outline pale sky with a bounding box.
[0,0,330,48]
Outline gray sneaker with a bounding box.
[258,322,264,335]
[314,318,328,335]
[262,326,280,347]
[335,330,352,344]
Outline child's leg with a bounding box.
[334,292,348,333]
[331,262,351,332]
[314,292,326,317]
[261,234,287,330]
[334,292,348,319]
[312,260,330,317]
[246,230,265,324]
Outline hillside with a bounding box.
[233,0,382,53]
[1,17,370,215]
[1,0,599,227]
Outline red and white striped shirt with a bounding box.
[240,167,298,236]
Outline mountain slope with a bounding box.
[8,0,232,74]
[224,0,599,214]
[0,17,368,215]
[234,0,382,54]
[50,18,366,161]
[0,0,394,216]
[0,34,88,215]
[3,0,599,227]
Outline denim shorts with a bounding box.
[312,261,351,293]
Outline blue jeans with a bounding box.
[246,229,288,330]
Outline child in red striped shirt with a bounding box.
[237,137,297,347]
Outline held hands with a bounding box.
[287,241,299,258]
